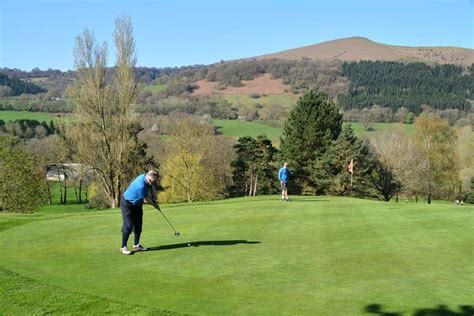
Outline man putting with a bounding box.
[120,170,159,255]
[278,162,290,201]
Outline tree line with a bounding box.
[1,18,472,212]
[0,72,46,96]
[338,61,473,114]
[0,119,56,139]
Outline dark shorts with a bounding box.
[280,181,288,191]
[120,198,143,234]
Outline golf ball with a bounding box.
[187,243,191,247]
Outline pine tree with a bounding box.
[280,90,342,194]
[231,135,277,197]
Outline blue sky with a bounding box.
[1,0,472,71]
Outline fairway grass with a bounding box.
[0,196,472,315]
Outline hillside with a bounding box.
[256,37,474,66]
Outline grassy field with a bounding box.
[214,119,283,141]
[0,110,57,122]
[224,94,298,109]
[348,122,414,137]
[213,119,414,141]
[0,196,472,315]
[143,84,167,94]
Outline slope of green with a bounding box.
[0,110,56,122]
[0,196,472,315]
[224,94,297,109]
[347,122,414,137]
[213,119,283,140]
[143,84,167,94]
[213,119,413,141]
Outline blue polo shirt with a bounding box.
[278,167,290,182]
[123,174,150,205]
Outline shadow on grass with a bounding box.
[364,303,474,315]
[147,240,261,251]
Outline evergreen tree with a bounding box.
[312,125,374,196]
[280,90,342,194]
[231,135,277,197]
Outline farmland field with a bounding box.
[143,84,167,94]
[213,119,414,141]
[0,110,57,122]
[224,94,298,109]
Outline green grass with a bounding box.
[0,110,56,122]
[348,122,414,137]
[224,94,298,109]
[143,84,167,94]
[213,119,414,141]
[214,119,283,141]
[46,181,87,205]
[0,196,472,315]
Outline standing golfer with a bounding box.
[120,170,159,255]
[278,162,290,201]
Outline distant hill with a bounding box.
[256,37,474,66]
[0,72,47,96]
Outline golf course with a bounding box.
[1,196,472,315]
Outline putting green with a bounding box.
[0,196,472,315]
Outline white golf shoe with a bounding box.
[120,246,132,255]
[133,244,148,252]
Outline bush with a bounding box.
[0,136,47,212]
[87,182,111,209]
[249,93,261,99]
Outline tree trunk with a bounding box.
[45,178,52,205]
[78,179,83,203]
[427,161,432,204]
[57,169,63,204]
[73,181,79,203]
[248,171,253,197]
[63,179,67,204]
[253,174,258,196]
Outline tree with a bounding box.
[58,16,154,208]
[280,90,342,194]
[0,136,47,212]
[414,113,459,203]
[366,150,399,201]
[231,135,277,197]
[313,125,375,196]
[159,116,230,203]
[456,126,474,199]
[369,126,423,201]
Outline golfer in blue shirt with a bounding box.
[278,162,290,201]
[120,170,159,255]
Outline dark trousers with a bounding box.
[120,198,143,248]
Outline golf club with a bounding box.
[154,205,180,237]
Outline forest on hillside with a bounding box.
[338,61,473,114]
[1,59,473,127]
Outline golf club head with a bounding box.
[175,232,180,237]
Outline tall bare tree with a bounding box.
[369,125,423,201]
[414,113,459,203]
[456,126,474,198]
[59,16,152,208]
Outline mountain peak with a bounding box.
[256,37,474,66]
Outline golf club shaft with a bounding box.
[156,206,178,234]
